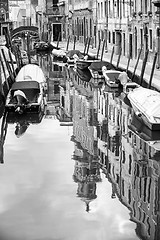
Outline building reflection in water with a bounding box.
[70,66,102,212]
[61,65,160,240]
[97,84,160,240]
[37,59,160,239]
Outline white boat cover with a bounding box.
[16,64,46,84]
[128,87,160,119]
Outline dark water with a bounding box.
[0,54,160,240]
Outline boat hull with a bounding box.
[102,69,123,88]
[128,87,160,131]
[130,104,160,131]
[76,60,93,70]
[5,64,47,114]
[129,113,160,141]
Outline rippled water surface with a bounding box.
[0,54,159,240]
[0,116,137,240]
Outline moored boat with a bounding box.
[102,67,128,88]
[5,64,47,114]
[127,86,160,131]
[75,58,100,70]
[34,41,54,52]
[129,112,160,141]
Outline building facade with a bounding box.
[58,0,160,67]
[7,0,160,67]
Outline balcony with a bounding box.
[152,0,160,7]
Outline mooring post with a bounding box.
[148,52,158,89]
[110,46,114,64]
[0,110,9,164]
[126,56,131,73]
[4,28,12,51]
[0,54,9,91]
[8,49,16,78]
[100,39,106,61]
[131,47,142,81]
[96,39,101,59]
[83,37,88,55]
[116,47,122,69]
[0,61,5,96]
[57,32,61,48]
[1,49,14,82]
[86,37,91,55]
[66,36,70,51]
[17,45,23,69]
[27,33,31,64]
[11,45,20,70]
[140,49,149,85]
[73,35,76,50]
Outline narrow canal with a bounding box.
[0,54,159,240]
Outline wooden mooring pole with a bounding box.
[110,46,114,64]
[131,47,142,81]
[140,49,149,85]
[27,33,31,64]
[148,52,158,89]
[0,54,9,91]
[73,35,76,50]
[83,37,88,55]
[4,28,12,51]
[116,47,122,69]
[0,59,5,96]
[86,37,91,55]
[126,56,131,73]
[100,39,106,61]
[1,49,14,82]
[8,50,16,78]
[96,39,101,59]
[66,36,70,51]
[57,32,61,48]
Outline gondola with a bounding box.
[5,64,47,114]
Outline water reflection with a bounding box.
[1,55,160,239]
[62,65,160,240]
[6,112,44,137]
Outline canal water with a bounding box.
[0,54,159,240]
